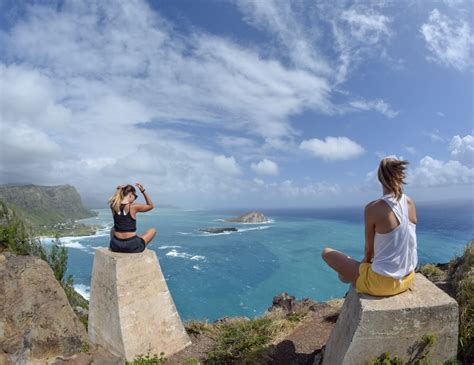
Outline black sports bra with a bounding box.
[112,203,136,232]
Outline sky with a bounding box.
[0,0,472,209]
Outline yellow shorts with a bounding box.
[355,263,415,296]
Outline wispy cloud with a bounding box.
[347,99,399,118]
[420,8,473,71]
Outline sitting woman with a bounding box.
[322,157,418,296]
[108,183,156,253]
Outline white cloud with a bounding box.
[449,134,474,166]
[423,130,445,143]
[409,156,474,186]
[251,159,279,176]
[0,64,72,129]
[348,98,399,118]
[300,137,365,161]
[340,7,392,45]
[420,9,473,71]
[213,155,242,176]
[404,146,417,155]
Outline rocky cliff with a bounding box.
[0,184,97,227]
[0,252,88,363]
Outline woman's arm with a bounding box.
[363,203,375,263]
[132,183,154,213]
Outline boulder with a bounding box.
[269,292,296,312]
[322,273,459,365]
[0,252,87,364]
[88,248,191,362]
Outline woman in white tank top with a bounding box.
[321,158,418,296]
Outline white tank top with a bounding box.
[371,193,418,280]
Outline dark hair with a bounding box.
[377,158,409,201]
[122,184,138,199]
[108,184,137,213]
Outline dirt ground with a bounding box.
[166,299,344,365]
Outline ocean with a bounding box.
[40,201,473,322]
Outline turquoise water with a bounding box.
[41,201,473,321]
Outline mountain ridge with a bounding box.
[0,184,97,228]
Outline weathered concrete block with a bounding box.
[88,248,191,361]
[322,273,458,365]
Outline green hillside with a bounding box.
[0,184,97,228]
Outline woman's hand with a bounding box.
[135,182,145,193]
[361,255,373,264]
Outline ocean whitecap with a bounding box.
[73,284,90,300]
[165,249,205,261]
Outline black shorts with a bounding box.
[110,234,146,253]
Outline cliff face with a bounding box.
[0,184,97,227]
[0,252,88,364]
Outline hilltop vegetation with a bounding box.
[0,184,98,235]
[0,200,88,321]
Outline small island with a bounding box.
[224,211,269,224]
[199,227,238,234]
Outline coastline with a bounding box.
[35,222,110,241]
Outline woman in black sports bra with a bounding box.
[108,183,156,253]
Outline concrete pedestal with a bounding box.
[88,248,191,361]
[322,273,458,365]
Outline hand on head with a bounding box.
[135,182,145,192]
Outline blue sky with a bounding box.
[0,0,472,208]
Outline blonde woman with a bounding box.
[322,158,418,296]
[108,183,156,253]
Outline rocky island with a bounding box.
[224,211,269,224]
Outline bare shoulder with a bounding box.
[406,195,416,207]
[365,199,386,216]
[405,195,418,223]
[365,199,385,210]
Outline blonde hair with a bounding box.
[108,184,137,214]
[377,158,409,201]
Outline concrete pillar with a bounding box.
[88,248,191,361]
[322,273,458,365]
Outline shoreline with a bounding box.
[36,223,110,241]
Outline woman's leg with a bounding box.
[139,228,157,245]
[321,247,361,285]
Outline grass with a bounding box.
[447,241,474,363]
[364,333,461,365]
[125,351,166,365]
[419,263,447,281]
[184,314,306,364]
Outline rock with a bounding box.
[322,273,459,365]
[224,211,269,223]
[269,292,296,312]
[199,227,238,234]
[213,316,250,324]
[0,252,88,364]
[88,248,191,362]
[313,349,324,365]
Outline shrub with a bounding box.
[125,351,166,365]
[448,241,474,363]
